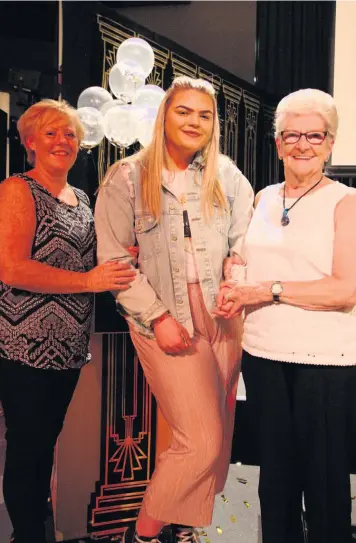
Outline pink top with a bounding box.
[242,181,356,366]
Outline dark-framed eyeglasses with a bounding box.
[280,131,328,145]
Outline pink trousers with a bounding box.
[129,283,242,527]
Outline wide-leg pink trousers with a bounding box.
[129,283,242,527]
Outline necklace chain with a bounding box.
[281,175,323,226]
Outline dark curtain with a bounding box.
[256,1,336,96]
[0,109,7,181]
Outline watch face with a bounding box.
[272,282,283,295]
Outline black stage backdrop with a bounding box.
[256,1,336,95]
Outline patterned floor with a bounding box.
[62,464,356,543]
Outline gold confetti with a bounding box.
[221,494,229,503]
[237,477,248,485]
[243,500,251,508]
[204,538,211,543]
[230,514,237,523]
[199,530,207,537]
[216,526,223,535]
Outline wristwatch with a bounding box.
[271,281,283,304]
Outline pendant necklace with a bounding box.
[281,175,323,226]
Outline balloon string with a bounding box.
[89,150,98,177]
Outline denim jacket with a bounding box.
[95,154,254,337]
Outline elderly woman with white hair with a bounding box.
[216,89,356,543]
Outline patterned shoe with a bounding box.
[174,525,197,542]
[122,525,163,543]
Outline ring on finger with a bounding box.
[224,291,233,301]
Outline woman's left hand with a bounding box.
[213,282,270,319]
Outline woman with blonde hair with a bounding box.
[95,76,254,543]
[0,99,135,543]
[216,88,356,543]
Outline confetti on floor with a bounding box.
[194,464,356,543]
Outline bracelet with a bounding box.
[151,312,171,329]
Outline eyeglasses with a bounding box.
[280,131,328,145]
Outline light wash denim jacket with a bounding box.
[95,154,254,337]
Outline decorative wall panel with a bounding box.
[325,165,356,188]
[222,82,242,165]
[242,91,260,191]
[261,104,280,188]
[88,334,155,537]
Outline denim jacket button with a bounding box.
[177,298,183,304]
[171,235,178,241]
[173,267,180,272]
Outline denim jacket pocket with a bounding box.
[134,214,160,261]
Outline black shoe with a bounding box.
[174,525,197,543]
[123,525,163,543]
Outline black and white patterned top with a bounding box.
[0,174,96,370]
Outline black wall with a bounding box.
[113,1,257,84]
[0,109,7,181]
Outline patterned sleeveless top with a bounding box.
[0,174,96,370]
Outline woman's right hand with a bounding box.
[85,261,136,293]
[154,316,193,354]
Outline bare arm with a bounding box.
[275,193,356,310]
[217,192,356,315]
[0,177,134,294]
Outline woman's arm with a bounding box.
[0,177,135,294]
[275,192,356,310]
[228,166,254,256]
[217,193,356,315]
[223,162,254,279]
[95,163,168,328]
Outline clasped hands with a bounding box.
[213,255,268,319]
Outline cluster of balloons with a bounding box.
[77,37,166,150]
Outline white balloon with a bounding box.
[116,37,154,80]
[137,115,156,148]
[77,86,112,111]
[134,85,165,110]
[145,107,159,121]
[101,98,126,117]
[108,63,144,103]
[103,105,141,148]
[77,107,105,149]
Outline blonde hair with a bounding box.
[274,88,338,139]
[127,76,227,220]
[17,99,84,165]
